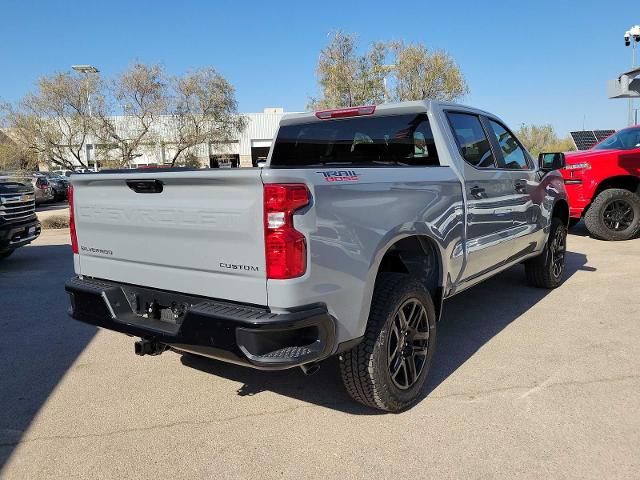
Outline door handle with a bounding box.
[494,208,513,216]
[126,179,164,194]
[470,186,486,199]
[514,180,528,194]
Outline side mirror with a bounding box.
[538,152,566,172]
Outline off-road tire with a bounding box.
[339,273,437,412]
[584,188,640,241]
[525,217,567,289]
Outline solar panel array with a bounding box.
[570,131,597,150]
[594,130,615,143]
[570,130,615,150]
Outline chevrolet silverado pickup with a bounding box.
[65,101,569,411]
[559,125,640,241]
[0,176,41,259]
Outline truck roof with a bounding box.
[279,100,494,126]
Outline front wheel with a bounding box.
[525,217,567,289]
[339,273,437,412]
[584,189,640,241]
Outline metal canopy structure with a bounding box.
[608,66,640,99]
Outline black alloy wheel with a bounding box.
[602,199,634,232]
[387,298,430,390]
[549,223,566,280]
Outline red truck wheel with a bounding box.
[584,189,640,241]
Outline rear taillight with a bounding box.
[315,105,376,119]
[264,184,310,279]
[68,184,78,254]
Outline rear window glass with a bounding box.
[270,114,440,167]
[446,112,496,168]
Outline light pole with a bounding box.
[382,64,396,103]
[71,64,100,171]
[624,26,640,125]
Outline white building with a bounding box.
[78,108,286,169]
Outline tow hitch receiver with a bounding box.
[138,298,187,325]
[134,339,166,356]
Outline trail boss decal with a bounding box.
[317,170,359,182]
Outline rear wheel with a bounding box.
[584,189,640,241]
[339,273,437,412]
[525,217,567,289]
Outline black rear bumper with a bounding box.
[65,277,336,370]
[0,218,41,252]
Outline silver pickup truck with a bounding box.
[65,101,569,411]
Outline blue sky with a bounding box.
[0,0,636,135]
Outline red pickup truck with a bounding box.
[560,125,640,241]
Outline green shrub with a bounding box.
[41,214,70,229]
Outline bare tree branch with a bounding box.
[93,63,168,166]
[165,67,246,166]
[0,72,96,170]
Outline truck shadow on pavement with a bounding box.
[0,244,97,470]
[181,250,594,415]
[566,221,591,237]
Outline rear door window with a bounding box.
[270,114,440,167]
[446,112,496,168]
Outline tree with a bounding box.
[93,63,168,165]
[2,63,245,170]
[516,124,576,157]
[175,152,203,168]
[165,67,246,166]
[0,72,97,170]
[0,131,37,171]
[309,32,468,109]
[390,43,468,102]
[308,31,388,110]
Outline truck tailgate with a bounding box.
[71,169,267,305]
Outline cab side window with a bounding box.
[447,113,496,168]
[487,120,530,170]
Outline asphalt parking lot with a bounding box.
[0,226,638,479]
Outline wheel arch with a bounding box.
[371,234,445,321]
[584,175,640,215]
[581,176,639,217]
[593,175,640,197]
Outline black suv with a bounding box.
[0,178,41,259]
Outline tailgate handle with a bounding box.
[126,179,164,194]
